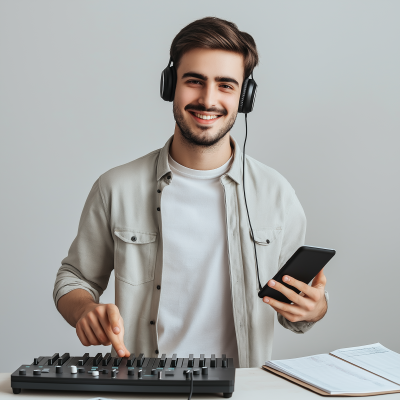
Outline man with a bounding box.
[54,17,328,368]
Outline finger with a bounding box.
[311,269,327,289]
[99,306,130,357]
[280,276,317,299]
[86,312,112,346]
[76,323,90,346]
[263,296,304,316]
[106,304,122,334]
[79,319,101,346]
[266,280,308,307]
[118,324,131,357]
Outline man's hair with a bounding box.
[170,17,259,79]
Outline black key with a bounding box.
[102,353,111,366]
[199,354,205,367]
[58,353,70,366]
[78,353,89,366]
[113,357,122,366]
[210,354,216,367]
[188,354,194,367]
[126,353,136,367]
[93,353,102,366]
[159,353,167,368]
[170,353,177,368]
[222,354,227,368]
[48,353,59,365]
[136,353,144,367]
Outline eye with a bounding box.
[220,84,233,90]
[187,80,202,85]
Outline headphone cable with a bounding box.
[242,113,262,292]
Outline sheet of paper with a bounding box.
[265,353,400,394]
[331,343,400,385]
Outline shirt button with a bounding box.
[157,207,160,211]
[150,321,155,325]
[155,350,159,354]
[266,239,270,244]
[157,285,161,290]
[157,189,161,193]
[131,236,137,242]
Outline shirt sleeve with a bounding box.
[53,178,114,307]
[276,192,329,333]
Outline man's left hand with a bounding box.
[263,269,327,323]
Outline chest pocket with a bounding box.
[114,230,158,286]
[251,228,282,287]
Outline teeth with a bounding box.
[194,113,218,120]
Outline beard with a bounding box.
[173,102,238,148]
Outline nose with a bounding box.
[198,83,217,110]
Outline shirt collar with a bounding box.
[156,135,242,185]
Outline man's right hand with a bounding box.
[57,290,130,358]
[76,303,130,358]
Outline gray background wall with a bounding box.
[0,0,399,372]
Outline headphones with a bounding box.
[160,59,257,113]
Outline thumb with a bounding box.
[312,268,326,289]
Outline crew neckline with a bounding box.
[168,154,232,180]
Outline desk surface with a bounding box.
[1,369,400,399]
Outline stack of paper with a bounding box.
[264,343,400,396]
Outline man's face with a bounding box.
[173,48,244,147]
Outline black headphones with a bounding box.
[160,59,257,113]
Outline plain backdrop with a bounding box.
[0,0,399,372]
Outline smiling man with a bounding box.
[54,17,328,368]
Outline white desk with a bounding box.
[1,369,400,399]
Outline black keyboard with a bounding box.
[11,352,235,397]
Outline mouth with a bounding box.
[188,111,223,125]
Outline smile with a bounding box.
[188,111,222,124]
[194,113,219,120]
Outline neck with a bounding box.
[170,124,232,170]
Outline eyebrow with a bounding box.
[181,72,239,87]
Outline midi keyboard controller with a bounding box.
[11,352,235,397]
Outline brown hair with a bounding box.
[170,17,259,79]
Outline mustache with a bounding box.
[184,103,227,116]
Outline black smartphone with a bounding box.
[258,246,335,303]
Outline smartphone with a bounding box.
[258,246,335,303]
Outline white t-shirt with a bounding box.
[158,154,239,366]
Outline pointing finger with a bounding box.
[106,304,121,334]
[103,305,130,357]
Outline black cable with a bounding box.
[187,370,193,400]
[242,113,262,291]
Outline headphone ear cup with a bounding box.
[238,78,257,113]
[160,65,177,102]
[238,77,249,113]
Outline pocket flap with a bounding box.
[114,230,157,244]
[251,228,282,246]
